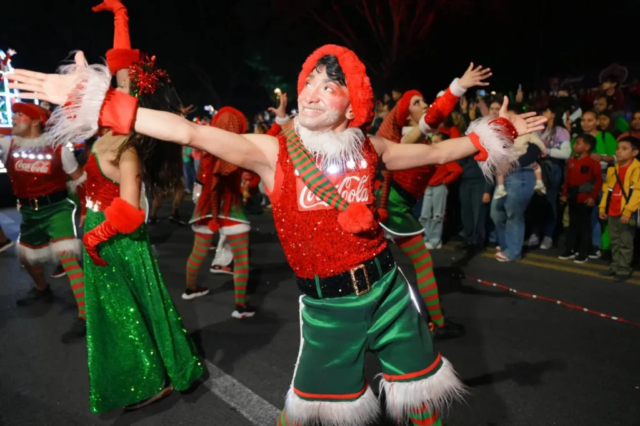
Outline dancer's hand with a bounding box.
[621,215,630,224]
[459,63,492,89]
[83,231,108,267]
[499,96,546,136]
[268,93,288,119]
[7,51,87,105]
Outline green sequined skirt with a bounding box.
[83,209,203,413]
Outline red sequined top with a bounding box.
[269,135,387,279]
[85,152,120,212]
[390,88,460,200]
[6,141,67,199]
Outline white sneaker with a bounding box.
[426,242,435,250]
[435,241,443,249]
[527,234,540,247]
[540,236,553,250]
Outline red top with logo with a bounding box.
[269,135,387,279]
[609,164,630,217]
[6,140,68,199]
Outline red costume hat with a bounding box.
[297,45,373,129]
[396,90,423,126]
[12,103,50,124]
[210,107,248,134]
[93,0,140,74]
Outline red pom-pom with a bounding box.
[338,203,375,234]
[378,208,389,223]
[208,220,220,233]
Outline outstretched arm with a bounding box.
[373,97,547,176]
[134,108,278,177]
[371,135,478,170]
[7,52,278,184]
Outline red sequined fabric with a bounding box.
[6,142,67,199]
[271,135,387,279]
[85,152,120,212]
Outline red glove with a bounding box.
[82,198,145,266]
[99,88,139,135]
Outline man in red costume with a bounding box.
[376,65,491,340]
[0,102,88,343]
[9,44,545,426]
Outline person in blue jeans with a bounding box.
[528,106,572,249]
[491,141,541,262]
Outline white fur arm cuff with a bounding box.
[466,117,518,181]
[275,115,292,125]
[419,114,434,136]
[48,61,113,149]
[449,78,466,97]
[67,171,87,194]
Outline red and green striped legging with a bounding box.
[396,234,444,327]
[186,231,250,306]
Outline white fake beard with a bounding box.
[11,134,49,148]
[294,117,365,170]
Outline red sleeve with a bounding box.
[591,159,603,199]
[562,160,571,197]
[443,161,463,185]
[266,122,282,136]
[449,126,461,139]
[424,88,459,128]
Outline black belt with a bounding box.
[18,190,68,211]
[296,247,395,299]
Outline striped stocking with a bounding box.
[186,232,214,289]
[396,235,444,327]
[25,264,47,291]
[228,232,249,307]
[60,254,86,319]
[409,404,442,426]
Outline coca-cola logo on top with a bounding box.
[14,158,52,174]
[296,172,372,211]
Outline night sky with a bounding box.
[2,0,638,117]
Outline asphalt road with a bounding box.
[1,203,639,426]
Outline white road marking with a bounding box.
[203,359,281,426]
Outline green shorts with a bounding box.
[18,199,79,263]
[291,265,442,400]
[378,186,424,237]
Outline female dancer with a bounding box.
[79,0,203,412]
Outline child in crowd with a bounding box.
[559,134,603,263]
[599,136,640,281]
[494,132,547,199]
[419,133,463,249]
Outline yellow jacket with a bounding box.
[600,159,640,217]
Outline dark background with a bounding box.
[2,0,638,117]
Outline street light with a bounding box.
[274,88,281,95]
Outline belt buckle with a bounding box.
[349,264,371,296]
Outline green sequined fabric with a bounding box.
[83,209,203,413]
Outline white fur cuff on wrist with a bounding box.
[67,171,87,194]
[449,78,466,97]
[419,114,434,136]
[466,117,518,180]
[47,61,112,149]
[275,115,292,125]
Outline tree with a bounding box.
[292,0,457,80]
